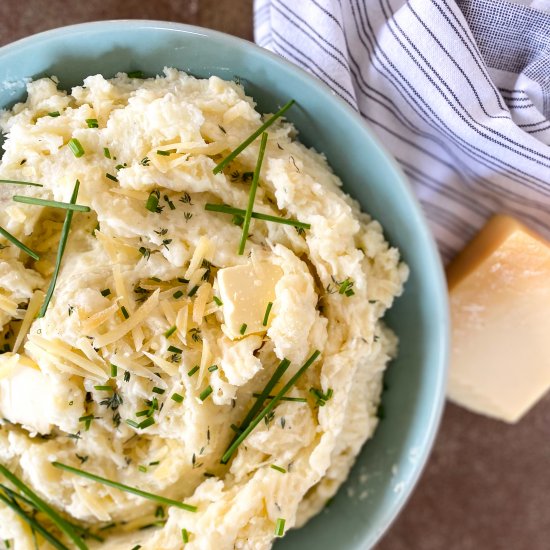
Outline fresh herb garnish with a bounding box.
[12,195,90,212]
[103,147,111,159]
[199,386,213,401]
[270,464,286,473]
[52,462,197,512]
[182,528,190,543]
[156,149,176,156]
[152,387,165,395]
[145,189,162,213]
[140,156,150,166]
[213,296,223,306]
[252,393,307,403]
[187,285,199,298]
[38,180,80,317]
[138,417,155,430]
[68,138,85,158]
[86,119,98,128]
[213,100,295,174]
[100,288,111,297]
[309,387,334,406]
[105,173,118,182]
[263,302,273,326]
[188,366,199,377]
[127,71,144,79]
[171,393,184,403]
[78,414,95,431]
[120,306,129,319]
[239,323,247,335]
[94,385,114,392]
[0,226,39,260]
[208,365,218,372]
[205,203,310,230]
[173,290,184,299]
[275,518,286,537]
[0,179,43,187]
[238,132,267,255]
[48,111,61,117]
[164,325,177,338]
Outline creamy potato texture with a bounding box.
[0,69,408,549]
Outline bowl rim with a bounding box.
[0,19,450,549]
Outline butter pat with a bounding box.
[447,215,550,423]
[217,261,283,339]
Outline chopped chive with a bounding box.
[187,285,199,298]
[171,393,184,403]
[126,419,140,428]
[53,462,197,512]
[238,132,268,255]
[146,189,160,213]
[127,70,144,79]
[124,371,131,382]
[68,138,85,157]
[38,180,80,317]
[199,386,213,401]
[120,306,129,319]
[208,364,218,372]
[152,387,165,395]
[149,461,160,466]
[345,288,355,297]
[0,226,39,260]
[48,111,61,117]
[213,296,223,306]
[138,417,155,429]
[12,195,90,212]
[110,363,118,377]
[0,179,43,187]
[100,288,111,297]
[94,385,114,392]
[168,345,182,354]
[275,518,286,537]
[239,323,247,335]
[271,464,286,474]
[164,325,177,338]
[338,278,353,295]
[78,414,94,431]
[103,147,111,159]
[182,528,190,543]
[131,546,142,550]
[252,393,307,403]
[263,302,273,326]
[135,409,150,417]
[86,118,98,128]
[213,100,295,174]
[188,366,199,377]
[205,203,310,230]
[105,173,118,182]
[156,149,176,156]
[221,351,320,464]
[0,464,87,549]
[173,290,184,299]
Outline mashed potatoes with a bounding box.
[0,69,407,549]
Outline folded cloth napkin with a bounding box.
[255,0,550,262]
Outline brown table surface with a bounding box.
[1,2,549,549]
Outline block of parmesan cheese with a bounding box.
[447,214,550,423]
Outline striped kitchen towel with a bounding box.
[254,0,550,263]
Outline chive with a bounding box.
[171,393,184,403]
[0,179,43,187]
[103,147,111,159]
[271,464,286,474]
[199,386,213,401]
[338,278,353,294]
[213,296,223,306]
[131,546,142,550]
[38,180,80,317]
[0,226,39,260]
[138,417,155,429]
[105,173,118,182]
[221,351,320,464]
[173,290,184,299]
[120,306,129,319]
[68,138,85,157]
[48,111,61,117]
[188,366,199,377]
[0,464,87,549]
[263,302,273,326]
[208,365,218,372]
[94,385,113,392]
[275,518,286,537]
[101,288,111,297]
[345,288,355,297]
[110,363,118,377]
[187,285,199,298]
[126,419,140,428]
[0,491,70,550]
[135,409,149,417]
[86,118,98,128]
[252,393,307,403]
[182,528,190,543]
[239,323,247,335]
[238,132,268,255]
[78,415,94,431]
[205,203,310,230]
[53,462,196,512]
[168,345,182,354]
[164,325,177,338]
[213,100,295,174]
[146,189,160,213]
[152,387,165,395]
[12,195,90,212]
[127,71,144,79]
[156,149,176,156]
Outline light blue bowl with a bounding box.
[0,21,449,550]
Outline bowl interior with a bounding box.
[0,21,449,549]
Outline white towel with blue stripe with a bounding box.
[254,0,550,262]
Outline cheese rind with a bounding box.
[447,214,550,423]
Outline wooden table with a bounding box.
[1,2,549,549]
